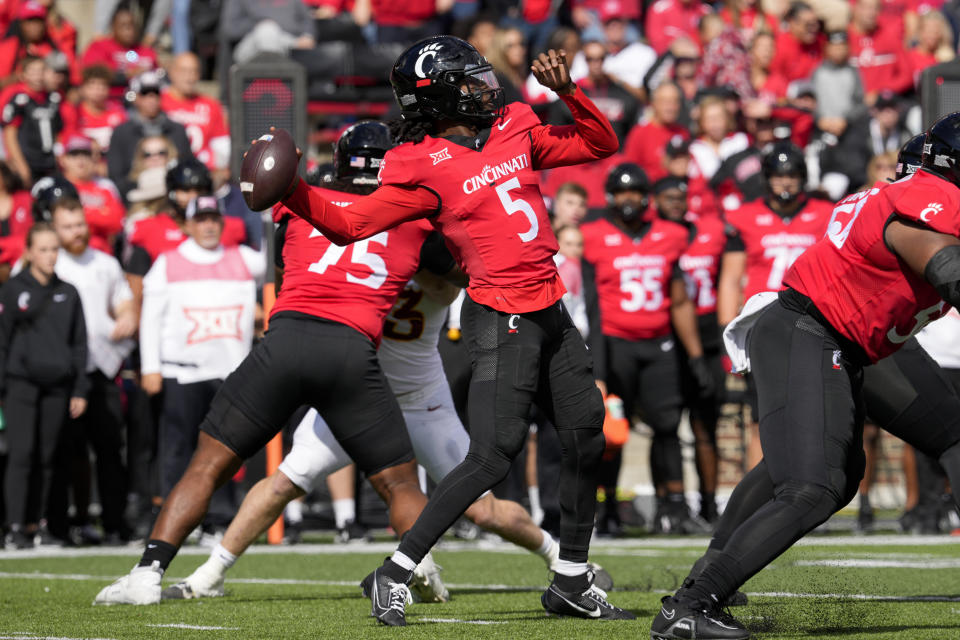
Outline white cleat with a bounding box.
[161,565,225,600]
[93,561,163,605]
[410,552,450,603]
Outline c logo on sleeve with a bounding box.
[920,202,944,222]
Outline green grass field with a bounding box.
[1,535,959,639]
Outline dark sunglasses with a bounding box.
[139,87,160,96]
[141,149,168,158]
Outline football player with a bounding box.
[160,123,611,604]
[654,176,727,523]
[269,37,632,623]
[651,115,960,640]
[581,165,714,535]
[93,122,442,606]
[717,142,834,469]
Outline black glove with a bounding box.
[688,356,716,399]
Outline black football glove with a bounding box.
[688,356,716,399]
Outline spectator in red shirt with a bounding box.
[906,10,954,86]
[645,0,711,54]
[720,0,779,41]
[848,0,913,101]
[769,2,825,86]
[371,0,451,43]
[58,135,125,254]
[748,31,788,101]
[80,5,157,101]
[623,82,689,182]
[161,53,230,171]
[0,159,34,276]
[0,1,71,88]
[74,64,126,156]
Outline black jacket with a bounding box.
[106,113,195,203]
[0,269,88,397]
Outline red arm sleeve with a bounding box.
[529,88,619,171]
[280,178,438,246]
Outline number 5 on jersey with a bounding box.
[308,229,389,289]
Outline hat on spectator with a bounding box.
[128,70,163,95]
[875,91,899,110]
[599,0,627,23]
[826,30,848,44]
[128,167,168,202]
[787,81,816,100]
[664,135,691,157]
[64,135,93,154]
[45,51,69,73]
[185,196,222,220]
[653,176,688,194]
[18,1,47,20]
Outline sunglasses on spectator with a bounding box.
[586,56,606,62]
[139,88,160,96]
[141,149,168,158]
[66,149,93,157]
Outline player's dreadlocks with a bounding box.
[389,117,433,145]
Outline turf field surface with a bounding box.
[1,536,959,639]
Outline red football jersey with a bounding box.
[725,197,833,300]
[0,190,33,265]
[271,186,432,343]
[784,170,957,362]
[161,90,230,169]
[76,178,124,253]
[679,216,727,315]
[76,101,127,151]
[129,214,187,261]
[582,217,689,340]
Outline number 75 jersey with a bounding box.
[271,187,433,344]
[784,170,960,363]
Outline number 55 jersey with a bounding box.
[784,170,960,362]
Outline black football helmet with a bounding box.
[605,163,650,222]
[31,175,79,222]
[166,158,213,195]
[306,162,335,187]
[921,111,960,187]
[762,141,807,203]
[333,121,393,184]
[390,35,504,127]
[896,133,925,180]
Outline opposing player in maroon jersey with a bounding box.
[270,36,630,624]
[581,165,714,536]
[717,142,833,468]
[651,116,960,640]
[654,176,728,524]
[93,122,446,606]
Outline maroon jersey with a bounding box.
[581,217,689,340]
[271,186,433,344]
[679,215,727,315]
[725,197,833,300]
[282,89,619,315]
[784,171,958,362]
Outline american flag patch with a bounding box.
[350,156,366,168]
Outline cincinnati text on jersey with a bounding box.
[462,153,530,194]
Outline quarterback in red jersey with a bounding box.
[274,37,629,624]
[651,117,960,640]
[94,122,443,607]
[581,166,713,536]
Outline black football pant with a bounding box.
[397,296,605,565]
[3,378,71,529]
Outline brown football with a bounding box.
[240,128,300,211]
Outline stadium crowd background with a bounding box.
[0,0,958,549]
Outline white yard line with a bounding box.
[147,624,239,631]
[795,558,960,568]
[0,636,116,640]
[417,618,505,625]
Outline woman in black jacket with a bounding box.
[0,222,87,549]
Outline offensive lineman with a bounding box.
[651,115,960,639]
[270,38,631,623]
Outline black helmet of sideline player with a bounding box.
[333,121,393,185]
[306,162,335,187]
[896,133,925,180]
[605,163,650,223]
[167,158,213,198]
[390,35,504,128]
[921,112,960,187]
[652,176,688,224]
[31,175,79,222]
[762,141,807,203]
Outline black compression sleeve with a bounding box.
[924,244,960,308]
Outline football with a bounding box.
[240,128,300,211]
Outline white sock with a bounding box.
[206,543,237,573]
[553,559,588,577]
[391,550,418,572]
[284,500,304,525]
[332,498,355,529]
[528,486,543,525]
[536,529,560,569]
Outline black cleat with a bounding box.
[369,567,413,627]
[541,574,635,620]
[724,590,749,607]
[651,594,749,639]
[360,570,375,598]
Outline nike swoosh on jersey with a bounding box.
[497,118,512,131]
[552,588,601,617]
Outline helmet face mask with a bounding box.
[605,163,650,223]
[391,36,505,129]
[762,142,806,204]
